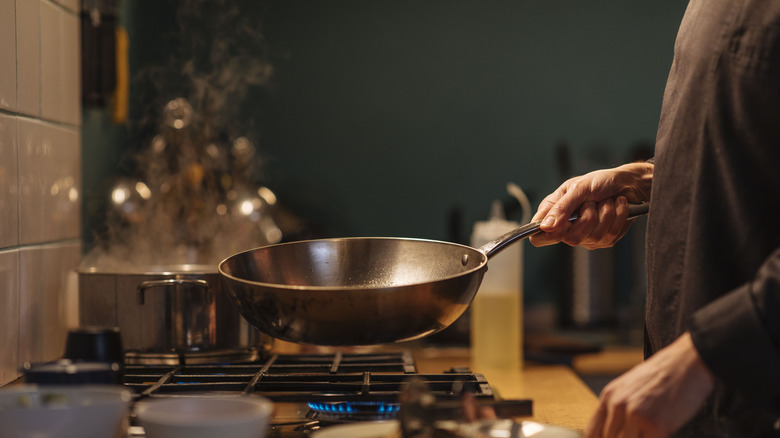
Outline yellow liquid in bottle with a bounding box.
[470,290,523,371]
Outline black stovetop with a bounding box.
[124,350,494,401]
[123,350,498,437]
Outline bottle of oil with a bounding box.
[470,200,523,371]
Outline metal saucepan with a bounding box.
[78,265,271,361]
[219,203,649,345]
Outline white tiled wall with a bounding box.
[1,0,82,386]
[19,121,81,244]
[0,0,17,110]
[0,251,20,385]
[16,0,41,117]
[0,114,19,248]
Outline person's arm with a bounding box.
[585,250,780,437]
[585,332,715,438]
[529,162,653,249]
[689,248,780,402]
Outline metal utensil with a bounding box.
[77,265,271,361]
[219,203,649,345]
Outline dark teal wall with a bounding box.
[260,1,684,240]
[83,1,687,312]
[256,1,686,310]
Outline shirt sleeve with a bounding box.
[688,248,780,402]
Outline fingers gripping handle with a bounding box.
[479,202,650,259]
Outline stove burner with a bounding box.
[307,401,401,422]
[121,350,504,437]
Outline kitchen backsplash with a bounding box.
[0,0,82,385]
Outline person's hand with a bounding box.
[529,162,653,249]
[585,332,715,438]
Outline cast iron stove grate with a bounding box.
[123,350,532,437]
[124,352,531,438]
[123,350,495,402]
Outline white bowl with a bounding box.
[0,384,132,438]
[136,395,273,438]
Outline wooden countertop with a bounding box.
[572,346,644,376]
[412,347,599,432]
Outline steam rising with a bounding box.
[84,0,281,269]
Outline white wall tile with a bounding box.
[3,0,83,380]
[40,0,61,122]
[18,247,44,365]
[18,118,43,244]
[61,10,81,126]
[60,242,81,330]
[45,243,81,356]
[20,122,81,244]
[16,0,41,116]
[40,2,81,125]
[0,0,17,110]
[49,125,81,240]
[0,250,20,385]
[19,242,81,366]
[0,114,19,248]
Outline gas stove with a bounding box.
[122,350,531,437]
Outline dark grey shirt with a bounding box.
[646,0,780,435]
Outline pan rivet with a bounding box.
[461,254,469,266]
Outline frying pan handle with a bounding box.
[480,202,650,259]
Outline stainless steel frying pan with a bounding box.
[219,203,649,345]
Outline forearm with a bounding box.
[688,249,780,401]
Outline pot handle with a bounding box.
[137,279,211,305]
[480,202,650,259]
